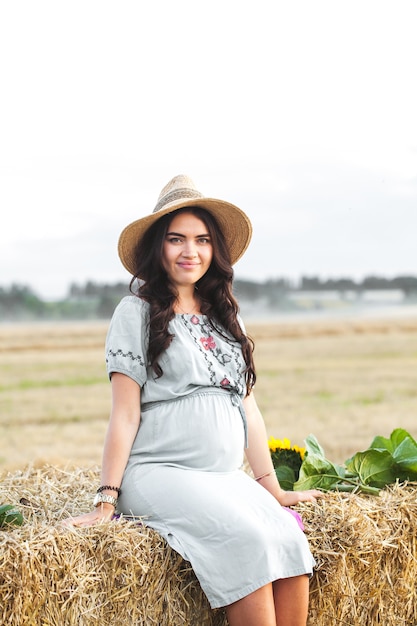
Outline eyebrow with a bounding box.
[166,231,211,238]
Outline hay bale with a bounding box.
[301,483,417,625]
[0,466,227,626]
[1,466,416,625]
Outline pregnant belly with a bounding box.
[130,391,245,471]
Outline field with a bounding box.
[1,316,417,475]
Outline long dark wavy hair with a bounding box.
[129,207,256,395]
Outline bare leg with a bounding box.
[225,583,277,626]
[273,575,309,626]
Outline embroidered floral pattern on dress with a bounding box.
[215,350,232,365]
[200,336,216,350]
[106,349,145,366]
[180,314,245,392]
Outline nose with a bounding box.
[183,242,198,258]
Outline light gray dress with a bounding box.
[105,296,315,609]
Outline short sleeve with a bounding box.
[105,296,150,387]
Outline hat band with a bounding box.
[153,188,204,213]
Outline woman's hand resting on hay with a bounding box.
[277,489,324,507]
[62,504,115,528]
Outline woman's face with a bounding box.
[162,211,213,288]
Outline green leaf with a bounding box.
[0,504,14,517]
[370,434,394,452]
[391,428,417,448]
[345,449,396,488]
[304,434,326,458]
[274,466,296,491]
[294,453,345,491]
[0,504,24,527]
[370,428,417,478]
[392,436,417,475]
[371,428,417,453]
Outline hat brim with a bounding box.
[118,197,252,276]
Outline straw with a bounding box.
[1,465,416,625]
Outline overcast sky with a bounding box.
[1,0,416,300]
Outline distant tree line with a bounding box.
[1,274,417,321]
[299,275,417,294]
[0,282,130,321]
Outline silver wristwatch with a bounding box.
[93,493,118,508]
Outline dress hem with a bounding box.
[207,565,315,609]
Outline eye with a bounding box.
[167,236,183,244]
[198,237,211,244]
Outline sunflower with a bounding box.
[268,437,305,476]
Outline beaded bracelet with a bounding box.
[96,485,122,495]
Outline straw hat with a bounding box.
[118,175,253,275]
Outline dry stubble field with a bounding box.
[1,315,417,475]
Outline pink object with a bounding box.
[283,507,305,531]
